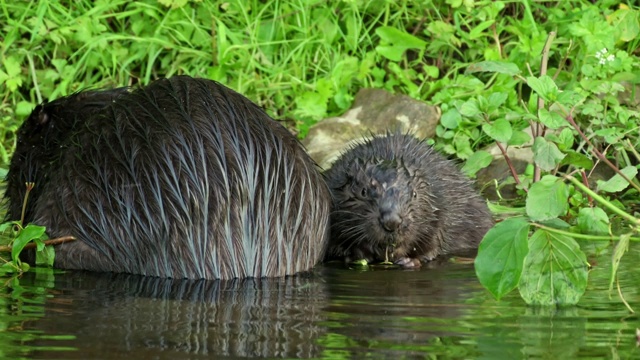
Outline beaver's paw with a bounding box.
[395,257,422,268]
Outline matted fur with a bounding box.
[5,76,331,280]
[324,133,493,265]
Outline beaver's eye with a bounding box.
[412,191,417,199]
[361,187,367,197]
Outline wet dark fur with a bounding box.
[5,76,331,280]
[324,134,493,267]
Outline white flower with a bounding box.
[595,48,614,65]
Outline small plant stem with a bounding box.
[626,140,640,163]
[495,141,524,189]
[552,39,572,81]
[565,114,640,194]
[580,170,594,206]
[21,182,35,227]
[27,54,42,104]
[533,31,557,183]
[564,175,640,227]
[617,278,634,313]
[532,223,640,242]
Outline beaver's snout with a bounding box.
[379,189,403,232]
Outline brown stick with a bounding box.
[0,236,76,253]
[495,141,525,190]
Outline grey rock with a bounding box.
[302,88,440,170]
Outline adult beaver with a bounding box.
[5,76,331,280]
[324,133,493,267]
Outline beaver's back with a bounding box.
[6,76,331,280]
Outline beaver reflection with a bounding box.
[23,271,329,358]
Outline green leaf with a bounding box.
[538,109,566,129]
[35,244,56,267]
[518,229,588,306]
[596,166,638,193]
[556,90,584,108]
[16,101,36,117]
[557,128,575,150]
[475,217,530,300]
[609,8,640,42]
[375,27,426,61]
[11,224,47,263]
[294,91,328,120]
[376,27,427,49]
[577,207,609,235]
[559,151,594,170]
[469,20,495,39]
[461,150,493,177]
[458,99,481,118]
[526,175,569,221]
[532,136,565,171]
[440,108,461,129]
[526,75,558,102]
[507,130,532,146]
[487,92,508,111]
[609,233,630,295]
[465,61,521,76]
[482,118,512,143]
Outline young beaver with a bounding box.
[5,76,331,280]
[324,133,493,268]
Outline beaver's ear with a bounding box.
[37,108,50,126]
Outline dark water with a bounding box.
[2,246,640,359]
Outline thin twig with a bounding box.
[533,31,557,183]
[565,114,640,193]
[495,141,524,190]
[0,236,76,253]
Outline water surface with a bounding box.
[2,246,640,359]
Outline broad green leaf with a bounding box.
[526,175,569,221]
[375,27,426,61]
[465,61,521,76]
[469,20,495,39]
[596,166,638,193]
[557,128,575,150]
[532,136,565,171]
[556,90,584,108]
[294,91,328,120]
[440,108,461,129]
[518,229,588,306]
[16,101,36,117]
[609,233,631,294]
[461,150,493,177]
[375,45,403,62]
[559,151,594,170]
[609,8,640,42]
[487,92,508,111]
[475,217,530,300]
[0,221,19,233]
[577,207,609,235]
[376,27,427,49]
[538,109,566,129]
[458,99,481,118]
[526,75,558,102]
[507,130,531,146]
[482,118,512,143]
[11,224,47,263]
[35,244,56,267]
